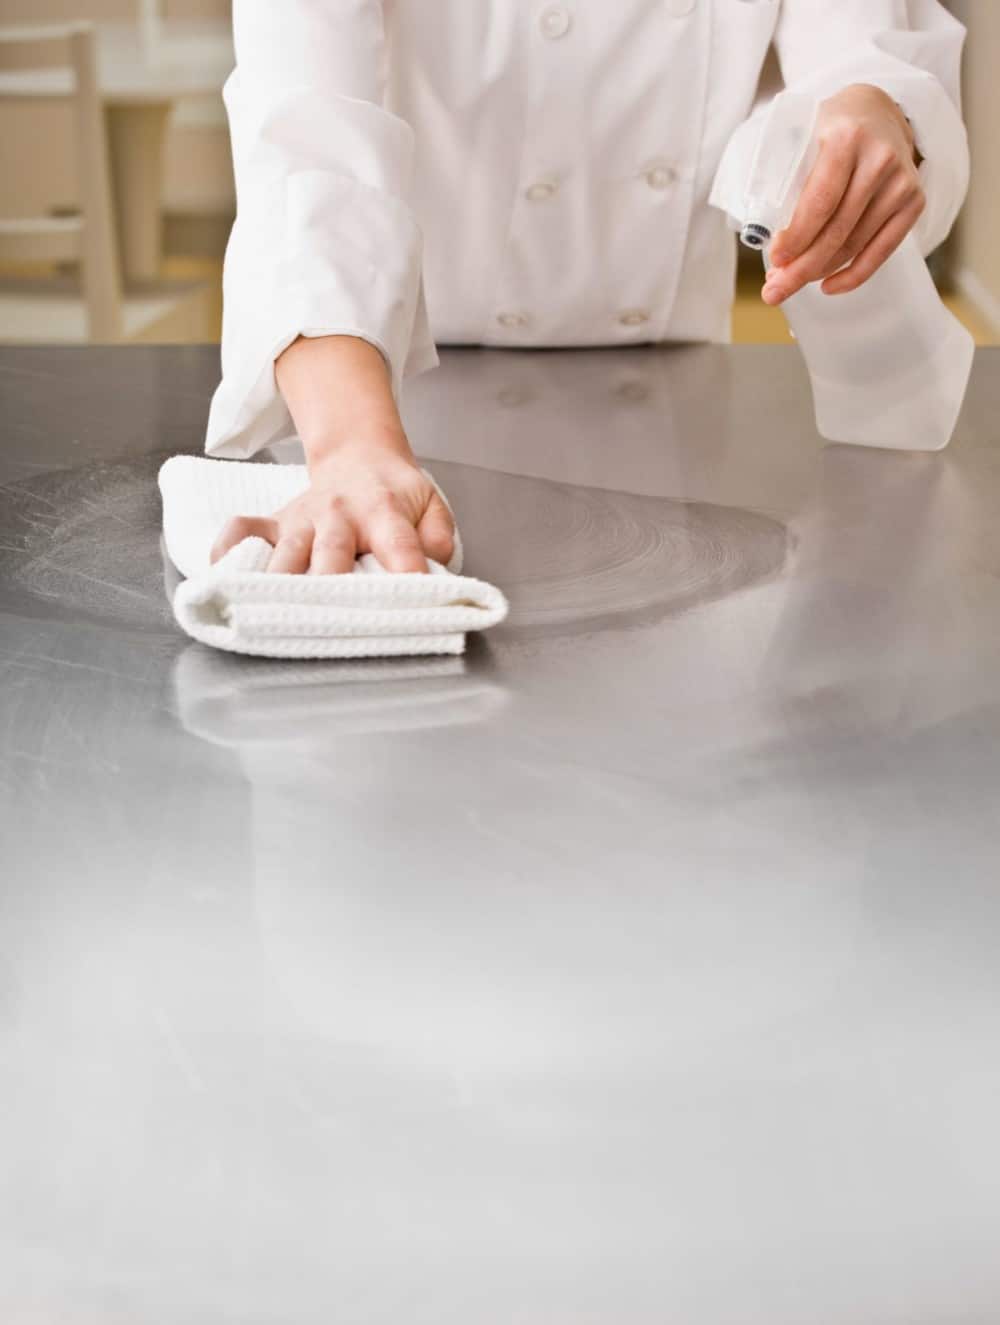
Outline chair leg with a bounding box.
[70,26,123,342]
[106,103,172,285]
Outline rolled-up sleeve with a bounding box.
[205,0,439,459]
[773,0,969,256]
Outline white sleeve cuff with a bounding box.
[206,78,438,460]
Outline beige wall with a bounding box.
[0,0,233,231]
[1,0,996,298]
[947,0,1000,328]
[0,1,228,20]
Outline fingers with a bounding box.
[813,175,906,280]
[213,474,442,577]
[757,85,926,303]
[765,147,899,305]
[767,133,856,271]
[308,512,356,575]
[417,493,456,565]
[365,494,429,573]
[266,525,314,573]
[210,514,279,564]
[820,191,925,295]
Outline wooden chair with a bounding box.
[0,22,213,343]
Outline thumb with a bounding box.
[417,491,456,565]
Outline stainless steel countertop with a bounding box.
[2,345,999,1324]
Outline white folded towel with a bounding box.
[158,455,508,658]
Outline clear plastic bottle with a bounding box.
[711,92,975,452]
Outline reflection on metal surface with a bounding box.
[400,344,744,499]
[433,461,788,631]
[172,644,509,744]
[764,446,980,735]
[2,347,1000,1325]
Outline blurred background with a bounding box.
[0,0,996,347]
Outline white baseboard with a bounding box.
[954,266,1000,334]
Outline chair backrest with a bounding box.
[0,24,122,341]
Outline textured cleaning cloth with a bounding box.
[158,455,508,658]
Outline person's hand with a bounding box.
[762,84,925,306]
[209,441,455,574]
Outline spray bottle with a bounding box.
[711,92,974,451]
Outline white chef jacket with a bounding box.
[205,0,968,459]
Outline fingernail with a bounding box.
[762,284,784,305]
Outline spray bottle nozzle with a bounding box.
[740,223,771,251]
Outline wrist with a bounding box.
[304,424,415,475]
[276,332,411,474]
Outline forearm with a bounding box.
[274,335,412,473]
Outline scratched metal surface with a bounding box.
[1,345,999,1325]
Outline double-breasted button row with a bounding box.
[496,8,687,339]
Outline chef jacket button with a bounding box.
[616,379,649,402]
[643,163,677,191]
[497,312,530,329]
[498,386,531,407]
[539,6,572,39]
[525,178,559,202]
[618,310,650,328]
[663,0,696,15]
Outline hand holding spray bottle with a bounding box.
[711,92,974,451]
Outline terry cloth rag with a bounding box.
[158,455,509,658]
